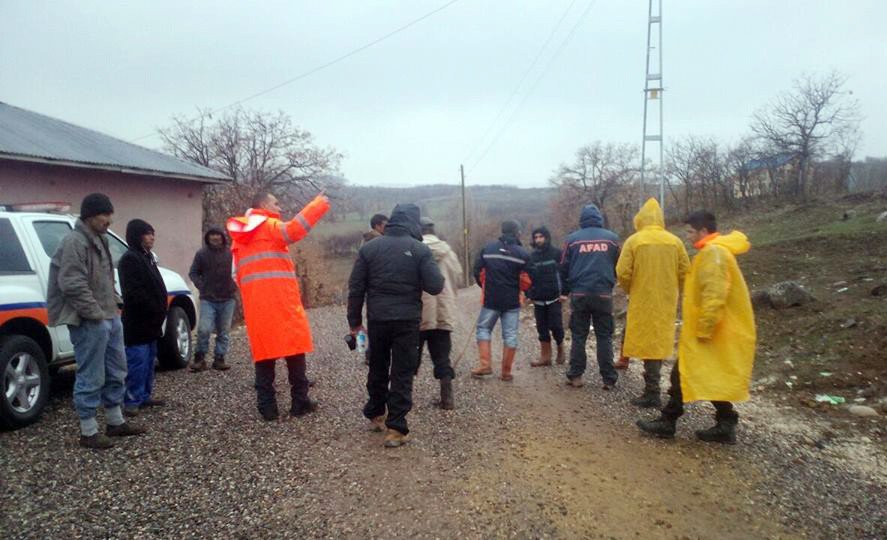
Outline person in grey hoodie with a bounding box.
[47,193,146,449]
[188,227,238,372]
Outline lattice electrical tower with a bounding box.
[640,0,664,208]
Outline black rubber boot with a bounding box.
[695,417,738,445]
[630,393,662,408]
[439,377,454,410]
[636,416,676,439]
[259,403,279,422]
[290,399,319,417]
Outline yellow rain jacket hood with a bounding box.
[678,230,757,403]
[616,198,690,359]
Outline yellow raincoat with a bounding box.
[616,198,690,360]
[678,231,757,403]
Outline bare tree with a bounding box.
[726,137,757,201]
[550,142,639,228]
[158,107,343,306]
[752,71,861,198]
[159,107,343,228]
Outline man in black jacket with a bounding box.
[469,220,531,382]
[527,226,565,367]
[188,227,238,372]
[119,219,168,415]
[560,204,621,389]
[347,204,444,448]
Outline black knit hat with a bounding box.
[501,219,521,236]
[80,193,114,219]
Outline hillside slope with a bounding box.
[724,193,887,440]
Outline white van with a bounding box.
[0,203,196,429]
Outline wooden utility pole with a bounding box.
[461,164,470,287]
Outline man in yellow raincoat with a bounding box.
[637,211,756,444]
[616,198,689,408]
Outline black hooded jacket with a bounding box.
[527,226,563,303]
[119,219,168,346]
[347,204,444,327]
[188,227,238,302]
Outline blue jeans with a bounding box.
[196,299,235,357]
[475,307,520,348]
[125,341,157,408]
[69,317,127,435]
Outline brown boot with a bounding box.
[79,433,115,450]
[190,351,208,372]
[471,341,493,377]
[439,377,455,410]
[555,342,565,364]
[530,341,552,367]
[384,428,410,448]
[369,415,386,432]
[614,355,630,370]
[500,347,517,381]
[212,355,231,371]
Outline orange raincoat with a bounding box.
[226,195,330,362]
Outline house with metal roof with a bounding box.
[0,102,232,278]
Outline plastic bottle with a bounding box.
[356,330,368,354]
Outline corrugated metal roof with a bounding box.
[0,102,230,183]
[744,153,796,172]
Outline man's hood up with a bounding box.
[385,203,422,240]
[531,226,552,250]
[709,231,751,256]
[204,226,229,247]
[633,198,665,231]
[125,219,154,250]
[579,204,604,228]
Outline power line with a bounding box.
[468,0,598,174]
[130,0,462,143]
[461,0,581,166]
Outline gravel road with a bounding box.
[1,286,884,539]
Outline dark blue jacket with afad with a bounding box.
[560,205,620,295]
[473,234,530,311]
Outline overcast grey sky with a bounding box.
[2,0,885,187]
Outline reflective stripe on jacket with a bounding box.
[226,195,330,362]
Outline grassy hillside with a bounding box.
[723,193,887,435]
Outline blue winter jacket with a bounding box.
[559,205,620,295]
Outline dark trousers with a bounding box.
[418,329,455,380]
[567,293,617,385]
[254,354,310,414]
[364,320,420,435]
[662,361,738,421]
[533,301,564,344]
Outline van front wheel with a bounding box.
[0,335,49,430]
[158,306,192,370]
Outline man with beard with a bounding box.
[527,226,565,367]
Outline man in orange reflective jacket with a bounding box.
[227,191,330,421]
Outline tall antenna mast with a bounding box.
[640,0,664,208]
